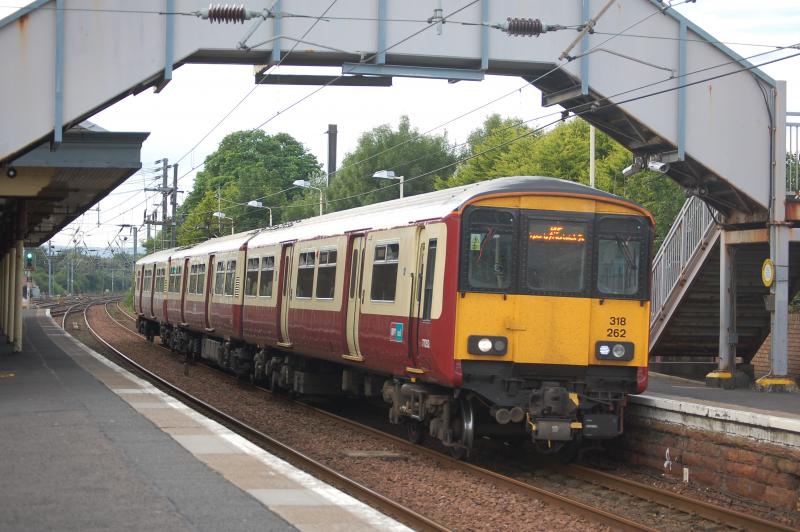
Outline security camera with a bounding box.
[6,166,17,178]
[647,161,670,174]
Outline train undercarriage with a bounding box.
[137,317,634,458]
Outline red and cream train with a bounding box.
[135,176,652,456]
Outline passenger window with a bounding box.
[296,251,315,298]
[214,261,224,295]
[259,256,274,297]
[245,258,259,296]
[196,264,206,295]
[224,260,236,296]
[370,242,399,302]
[422,239,437,320]
[315,249,337,299]
[349,250,358,299]
[188,265,197,294]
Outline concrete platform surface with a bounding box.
[0,311,408,532]
[644,372,800,416]
[632,372,800,448]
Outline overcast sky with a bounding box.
[2,1,799,251]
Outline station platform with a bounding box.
[0,311,407,532]
[632,372,800,448]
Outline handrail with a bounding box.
[787,119,799,193]
[650,196,717,325]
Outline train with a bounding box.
[134,176,652,457]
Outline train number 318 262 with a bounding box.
[607,316,627,338]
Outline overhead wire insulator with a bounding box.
[199,4,266,24]
[504,17,545,37]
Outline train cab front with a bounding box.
[455,199,652,453]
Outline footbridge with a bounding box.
[0,1,796,387]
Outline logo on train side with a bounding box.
[390,322,404,342]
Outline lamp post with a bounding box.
[373,170,404,198]
[293,180,323,216]
[246,200,273,227]
[212,212,235,235]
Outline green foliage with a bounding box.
[438,115,539,187]
[30,247,134,296]
[324,116,457,211]
[176,130,322,245]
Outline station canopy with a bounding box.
[0,122,148,253]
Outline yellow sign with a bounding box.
[761,258,775,287]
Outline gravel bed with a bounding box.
[92,305,602,531]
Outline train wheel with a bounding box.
[449,397,475,459]
[270,370,281,392]
[406,420,425,445]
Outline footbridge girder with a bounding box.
[0,0,781,217]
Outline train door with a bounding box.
[278,244,294,345]
[136,265,143,314]
[180,257,189,325]
[345,236,366,360]
[204,254,214,330]
[410,228,439,372]
[148,264,156,318]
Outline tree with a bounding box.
[438,114,539,188]
[177,130,322,244]
[324,116,457,211]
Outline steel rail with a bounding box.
[562,464,796,532]
[84,302,448,532]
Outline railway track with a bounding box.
[94,301,793,532]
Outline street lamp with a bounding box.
[373,170,404,198]
[212,211,235,235]
[293,180,323,216]
[246,200,273,227]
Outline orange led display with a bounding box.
[529,225,586,243]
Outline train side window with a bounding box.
[196,264,206,295]
[214,261,225,295]
[144,270,152,291]
[188,265,197,294]
[371,242,399,302]
[296,251,315,298]
[315,249,337,299]
[245,258,259,296]
[259,256,274,297]
[224,260,236,296]
[349,250,358,299]
[422,239,437,320]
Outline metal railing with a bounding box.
[788,112,800,193]
[650,195,718,325]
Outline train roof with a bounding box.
[136,176,650,264]
[247,175,648,248]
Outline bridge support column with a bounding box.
[0,253,6,337]
[13,240,23,352]
[6,246,15,346]
[707,233,740,388]
[757,80,796,392]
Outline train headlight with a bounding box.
[612,344,626,359]
[595,341,633,361]
[468,335,508,356]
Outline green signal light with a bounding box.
[26,252,33,259]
